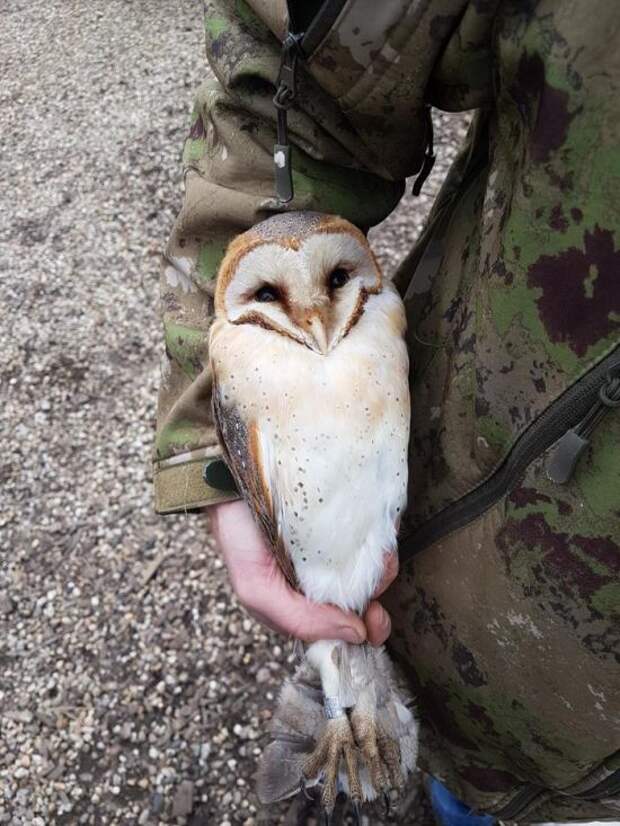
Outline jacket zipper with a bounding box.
[546,369,620,483]
[491,764,620,820]
[399,345,620,563]
[578,769,620,800]
[491,784,546,820]
[272,31,305,204]
[273,1,349,203]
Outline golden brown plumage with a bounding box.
[212,385,297,587]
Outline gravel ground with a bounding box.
[0,2,469,824]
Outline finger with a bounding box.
[209,499,263,552]
[211,499,368,644]
[364,600,392,647]
[372,552,399,598]
[263,590,367,645]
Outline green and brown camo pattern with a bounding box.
[155,0,620,816]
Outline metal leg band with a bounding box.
[323,696,346,719]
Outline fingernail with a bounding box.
[381,612,391,635]
[375,608,391,645]
[339,625,364,644]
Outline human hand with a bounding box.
[209,499,398,646]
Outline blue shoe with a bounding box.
[428,777,495,826]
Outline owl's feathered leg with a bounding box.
[304,641,363,813]
[257,641,418,814]
[310,643,415,810]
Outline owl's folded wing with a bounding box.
[213,382,298,588]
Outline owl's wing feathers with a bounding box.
[212,382,298,588]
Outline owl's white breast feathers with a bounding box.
[210,284,409,613]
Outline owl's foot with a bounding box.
[350,706,403,796]
[302,716,361,813]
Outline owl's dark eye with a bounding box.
[328,268,350,290]
[255,285,280,302]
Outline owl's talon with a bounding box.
[303,717,359,813]
[322,809,332,826]
[350,707,402,804]
[352,801,363,825]
[299,775,313,801]
[382,790,392,817]
[376,726,403,791]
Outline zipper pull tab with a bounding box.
[412,105,436,196]
[273,33,303,204]
[547,372,620,484]
[546,429,590,484]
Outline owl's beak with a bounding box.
[305,313,329,354]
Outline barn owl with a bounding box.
[209,212,418,819]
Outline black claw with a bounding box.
[352,801,362,825]
[322,810,331,826]
[382,791,392,817]
[299,775,312,801]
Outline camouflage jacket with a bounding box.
[155,1,620,819]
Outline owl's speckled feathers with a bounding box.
[210,212,410,611]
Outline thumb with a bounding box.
[267,585,368,644]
